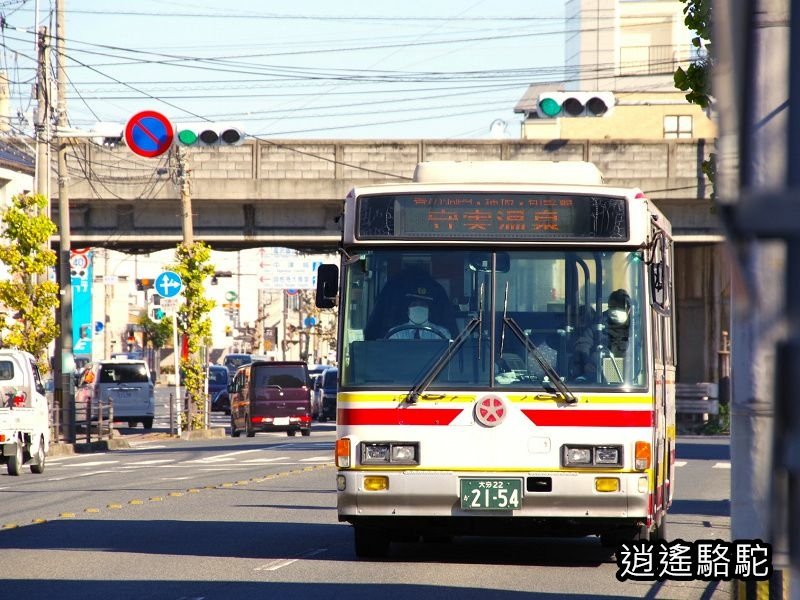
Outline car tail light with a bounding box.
[12,392,25,407]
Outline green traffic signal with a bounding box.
[538,97,562,118]
[175,124,244,147]
[177,129,198,145]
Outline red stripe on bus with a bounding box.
[338,408,463,426]
[521,409,654,427]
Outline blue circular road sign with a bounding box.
[125,110,174,158]
[155,271,183,299]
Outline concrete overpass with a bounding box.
[54,138,719,253]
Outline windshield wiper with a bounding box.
[500,309,577,404]
[404,283,484,405]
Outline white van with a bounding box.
[75,359,155,429]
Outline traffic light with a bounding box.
[136,278,154,291]
[535,92,615,118]
[175,123,245,147]
[151,307,166,322]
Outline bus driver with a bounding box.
[386,293,452,340]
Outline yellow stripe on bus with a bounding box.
[337,391,654,405]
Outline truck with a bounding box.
[0,350,50,476]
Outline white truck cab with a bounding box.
[0,350,50,476]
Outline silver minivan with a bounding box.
[76,359,155,429]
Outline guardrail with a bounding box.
[49,397,115,444]
[676,382,719,416]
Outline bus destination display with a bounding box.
[357,193,628,241]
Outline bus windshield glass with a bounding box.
[340,248,647,390]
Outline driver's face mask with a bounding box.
[608,307,629,326]
[409,305,429,325]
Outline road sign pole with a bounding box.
[173,307,181,438]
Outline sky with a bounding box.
[0,0,568,141]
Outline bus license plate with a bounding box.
[460,478,522,510]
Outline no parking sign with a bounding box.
[125,110,174,158]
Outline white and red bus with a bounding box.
[316,160,676,558]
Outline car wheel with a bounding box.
[142,418,153,430]
[128,420,137,428]
[354,525,390,559]
[30,436,45,474]
[300,428,311,437]
[287,430,297,437]
[6,440,22,476]
[231,414,240,437]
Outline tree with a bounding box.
[137,310,172,355]
[0,193,59,368]
[167,242,215,430]
[674,0,716,190]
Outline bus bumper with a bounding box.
[337,469,651,538]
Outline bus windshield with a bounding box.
[340,248,647,390]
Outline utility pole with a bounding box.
[55,0,75,444]
[714,0,794,596]
[255,288,264,353]
[176,147,193,244]
[35,26,49,202]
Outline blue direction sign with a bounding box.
[155,271,183,299]
[125,110,174,158]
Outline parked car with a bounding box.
[75,359,155,429]
[208,365,230,414]
[318,367,338,422]
[229,360,311,437]
[310,373,323,420]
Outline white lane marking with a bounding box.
[160,476,195,481]
[241,457,292,464]
[61,460,120,467]
[299,456,333,462]
[126,459,174,465]
[674,461,688,467]
[47,470,116,481]
[255,548,327,571]
[187,449,264,463]
[713,462,731,469]
[124,445,167,449]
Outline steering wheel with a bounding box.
[384,324,449,340]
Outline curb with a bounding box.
[48,427,227,454]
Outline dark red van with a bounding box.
[229,360,312,437]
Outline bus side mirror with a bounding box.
[316,264,339,309]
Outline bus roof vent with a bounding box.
[412,160,605,185]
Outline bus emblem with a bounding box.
[475,395,507,427]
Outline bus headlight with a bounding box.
[563,446,592,466]
[361,442,419,465]
[595,446,621,465]
[562,444,623,467]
